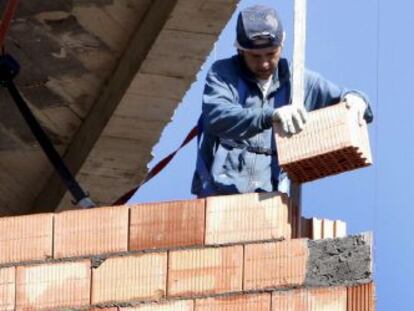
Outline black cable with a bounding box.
[0,54,95,208]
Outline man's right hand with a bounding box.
[272,105,308,135]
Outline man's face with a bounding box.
[241,46,282,80]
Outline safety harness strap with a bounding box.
[113,123,199,205]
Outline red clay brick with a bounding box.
[121,300,194,310]
[168,245,243,297]
[300,218,347,240]
[311,218,323,239]
[16,260,91,310]
[205,192,291,245]
[244,239,308,290]
[322,219,335,239]
[195,293,271,310]
[130,199,205,251]
[0,213,53,264]
[272,287,347,310]
[275,102,373,183]
[54,205,129,258]
[347,283,375,311]
[0,267,15,311]
[334,220,347,238]
[91,253,167,304]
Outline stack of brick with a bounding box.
[0,192,375,310]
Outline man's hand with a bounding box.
[272,105,308,135]
[344,94,367,126]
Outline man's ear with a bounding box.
[281,31,286,47]
[237,49,244,56]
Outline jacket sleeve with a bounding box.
[202,69,274,140]
[304,70,373,123]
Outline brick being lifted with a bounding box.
[275,102,373,183]
[0,192,375,310]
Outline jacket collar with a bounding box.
[234,54,290,94]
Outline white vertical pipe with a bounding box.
[290,0,307,228]
[292,0,307,108]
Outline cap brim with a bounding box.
[234,39,282,51]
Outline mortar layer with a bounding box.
[305,235,372,286]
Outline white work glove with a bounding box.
[344,93,367,126]
[272,105,308,135]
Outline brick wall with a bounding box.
[0,192,375,310]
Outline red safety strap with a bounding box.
[113,125,199,205]
[0,0,19,48]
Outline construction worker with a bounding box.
[191,5,373,197]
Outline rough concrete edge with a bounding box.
[361,231,374,274]
[305,232,373,287]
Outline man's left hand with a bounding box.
[344,94,367,126]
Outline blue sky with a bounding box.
[131,1,412,309]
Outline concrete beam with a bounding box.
[31,0,178,213]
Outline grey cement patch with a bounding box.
[44,14,107,50]
[91,255,107,268]
[20,85,63,109]
[6,38,50,87]
[305,234,372,287]
[44,15,83,34]
[13,0,71,18]
[9,18,87,77]
[0,83,65,148]
[71,0,114,7]
[0,122,23,151]
[1,0,114,19]
[0,89,38,146]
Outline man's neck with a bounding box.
[257,75,273,96]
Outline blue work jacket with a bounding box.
[191,55,373,197]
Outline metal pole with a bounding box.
[292,0,307,109]
[290,0,307,237]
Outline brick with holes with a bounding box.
[0,213,53,264]
[274,102,372,183]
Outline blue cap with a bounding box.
[236,5,284,50]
